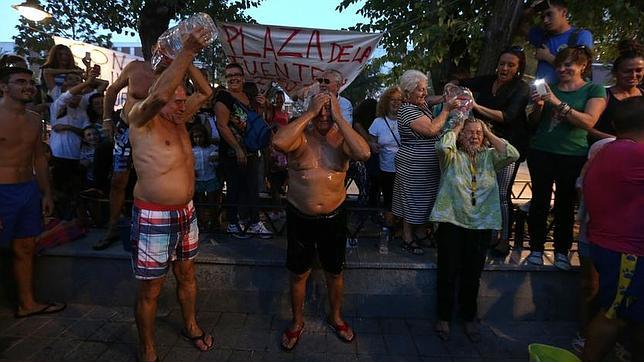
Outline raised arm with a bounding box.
[177,65,213,123]
[410,99,458,136]
[273,93,329,153]
[329,95,370,161]
[42,67,83,91]
[127,28,209,128]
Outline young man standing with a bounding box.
[0,66,61,317]
[519,0,593,83]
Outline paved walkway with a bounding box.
[0,295,584,362]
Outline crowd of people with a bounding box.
[0,0,643,360]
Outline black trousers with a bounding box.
[221,154,260,224]
[526,149,585,254]
[436,222,490,322]
[51,157,82,220]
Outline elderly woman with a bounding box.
[368,86,403,248]
[456,47,531,256]
[431,118,519,342]
[392,70,456,255]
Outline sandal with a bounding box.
[92,234,120,251]
[464,321,481,343]
[434,321,450,341]
[401,240,425,255]
[180,329,215,351]
[327,319,355,343]
[15,302,66,318]
[280,323,304,351]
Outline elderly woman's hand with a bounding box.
[444,97,461,112]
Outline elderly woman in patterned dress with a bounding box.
[430,118,519,342]
[391,70,457,255]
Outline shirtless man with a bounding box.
[0,66,62,317]
[127,28,213,361]
[93,60,155,250]
[272,92,370,351]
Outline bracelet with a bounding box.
[557,102,571,116]
[102,118,112,123]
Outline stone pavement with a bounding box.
[0,293,583,362]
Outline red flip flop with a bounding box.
[280,323,304,351]
[327,319,355,343]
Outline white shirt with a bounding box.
[49,90,93,159]
[368,116,400,173]
[338,95,353,126]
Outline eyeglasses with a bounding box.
[225,72,243,78]
[317,78,332,84]
[8,79,37,87]
[572,45,588,50]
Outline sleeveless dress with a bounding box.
[392,102,441,224]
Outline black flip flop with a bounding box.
[15,302,67,318]
[180,329,215,351]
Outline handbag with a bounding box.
[235,101,271,152]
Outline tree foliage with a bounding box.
[337,0,644,86]
[13,0,261,74]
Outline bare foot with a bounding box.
[328,317,355,342]
[182,326,214,351]
[434,320,450,341]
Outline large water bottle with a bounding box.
[443,83,474,129]
[152,12,218,70]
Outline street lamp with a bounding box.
[11,0,52,22]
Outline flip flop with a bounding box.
[92,234,120,250]
[180,329,215,351]
[280,323,304,351]
[327,319,355,343]
[15,302,66,318]
[434,321,450,341]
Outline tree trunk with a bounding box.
[138,1,176,61]
[476,0,524,76]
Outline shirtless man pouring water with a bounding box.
[126,28,212,361]
[272,91,370,351]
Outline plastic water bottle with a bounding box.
[152,13,218,70]
[378,227,390,255]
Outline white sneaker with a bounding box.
[571,332,585,354]
[527,251,544,265]
[248,222,273,239]
[227,223,250,239]
[554,253,571,271]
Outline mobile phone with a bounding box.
[533,79,548,96]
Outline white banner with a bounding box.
[53,36,143,108]
[215,22,383,96]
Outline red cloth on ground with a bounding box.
[584,139,644,256]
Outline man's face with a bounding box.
[319,73,340,95]
[541,5,567,33]
[0,73,36,103]
[160,87,188,124]
[62,73,83,107]
[313,102,332,134]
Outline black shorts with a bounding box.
[286,202,347,275]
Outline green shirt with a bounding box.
[430,131,520,230]
[530,81,606,156]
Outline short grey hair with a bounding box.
[399,70,428,98]
[324,69,343,84]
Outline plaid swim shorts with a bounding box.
[130,199,199,280]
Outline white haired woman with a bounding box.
[391,70,457,254]
[430,118,519,342]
